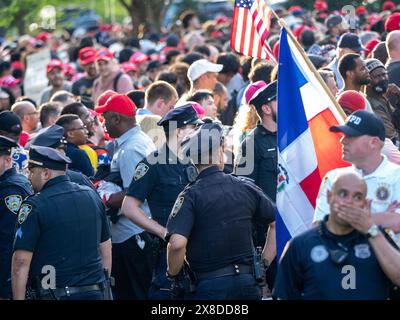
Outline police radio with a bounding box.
[253,246,266,286]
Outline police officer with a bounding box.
[274,172,394,300]
[121,103,202,299]
[12,146,112,300]
[166,123,276,299]
[30,124,95,189]
[0,136,32,299]
[0,111,29,176]
[235,80,278,286]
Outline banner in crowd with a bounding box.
[24,48,51,104]
[276,28,350,259]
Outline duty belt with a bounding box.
[196,264,253,281]
[36,283,103,299]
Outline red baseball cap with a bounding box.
[96,48,114,62]
[337,90,366,113]
[382,1,396,11]
[129,52,148,65]
[95,94,136,116]
[385,13,400,31]
[11,61,23,70]
[46,59,63,73]
[121,62,138,73]
[314,0,328,12]
[356,6,368,15]
[36,32,50,42]
[79,47,97,65]
[364,39,380,56]
[0,75,20,88]
[97,90,117,106]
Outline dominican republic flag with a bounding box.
[276,28,350,259]
[230,0,276,62]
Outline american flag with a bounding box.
[231,0,276,62]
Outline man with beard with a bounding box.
[365,58,400,144]
[338,53,371,94]
[72,47,98,98]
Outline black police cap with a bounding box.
[157,103,203,129]
[31,124,67,148]
[330,110,386,141]
[181,122,224,162]
[0,135,19,155]
[0,111,22,135]
[251,80,277,109]
[29,145,71,171]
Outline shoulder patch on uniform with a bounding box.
[134,163,149,181]
[171,196,184,218]
[18,204,32,224]
[5,195,23,215]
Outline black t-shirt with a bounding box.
[166,166,276,273]
[14,175,110,287]
[273,217,391,300]
[72,77,96,98]
[388,61,400,89]
[127,144,197,227]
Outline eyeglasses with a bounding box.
[68,125,87,131]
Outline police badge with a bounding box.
[354,244,371,259]
[171,196,184,218]
[18,204,32,224]
[133,163,149,181]
[5,195,22,214]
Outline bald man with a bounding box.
[386,30,400,88]
[274,172,400,300]
[10,102,40,135]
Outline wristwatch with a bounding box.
[366,224,380,239]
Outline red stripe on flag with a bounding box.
[299,167,321,208]
[230,7,239,50]
[308,108,350,178]
[249,19,256,57]
[239,9,248,55]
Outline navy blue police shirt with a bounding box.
[273,216,391,300]
[0,167,33,298]
[127,144,197,228]
[236,124,277,201]
[166,166,276,273]
[13,175,111,287]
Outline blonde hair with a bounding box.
[137,115,166,149]
[231,103,258,156]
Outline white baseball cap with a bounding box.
[187,59,223,82]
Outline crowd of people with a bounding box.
[2,0,400,300]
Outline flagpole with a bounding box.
[269,8,347,120]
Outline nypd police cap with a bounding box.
[251,80,277,109]
[157,103,203,129]
[330,110,386,141]
[29,145,71,170]
[181,122,224,162]
[31,124,67,148]
[0,135,18,155]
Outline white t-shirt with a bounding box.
[313,155,400,222]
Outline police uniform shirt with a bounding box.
[235,124,277,201]
[166,166,276,273]
[273,217,391,300]
[65,142,94,177]
[0,167,32,297]
[13,175,111,287]
[110,125,156,244]
[314,155,400,224]
[127,144,197,228]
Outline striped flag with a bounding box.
[276,28,350,259]
[230,0,276,62]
